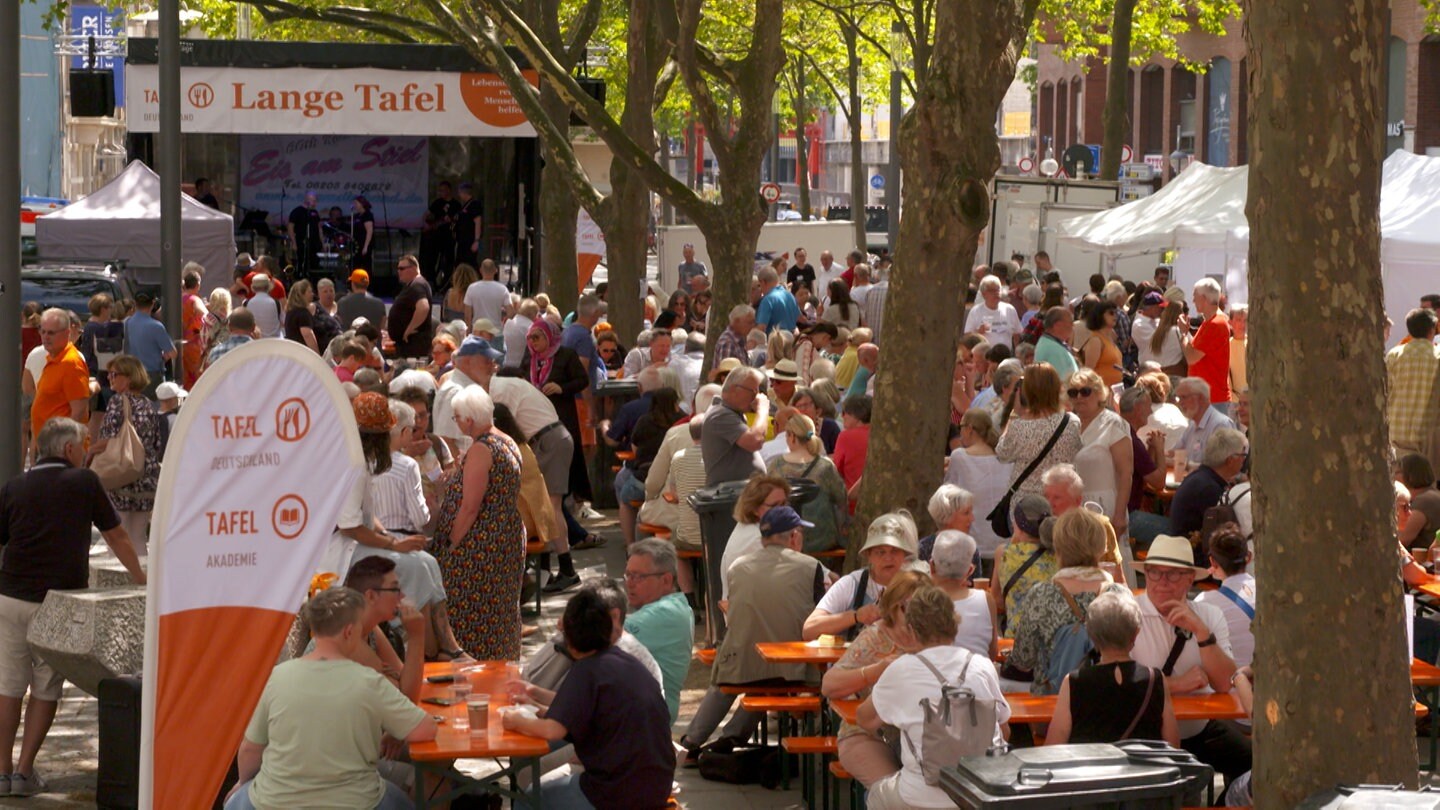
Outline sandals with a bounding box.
[571,533,607,551]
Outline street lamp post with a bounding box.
[0,0,19,479]
[887,20,903,256]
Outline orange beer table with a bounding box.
[410,661,551,809]
[831,691,1247,726]
[756,641,848,667]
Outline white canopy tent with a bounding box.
[1056,163,1250,256]
[1058,153,1440,341]
[36,161,237,295]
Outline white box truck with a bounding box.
[655,220,862,294]
[985,176,1158,291]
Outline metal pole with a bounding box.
[887,20,903,255]
[159,0,182,381]
[0,0,19,479]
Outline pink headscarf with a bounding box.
[528,318,563,388]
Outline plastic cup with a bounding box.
[973,577,991,592]
[451,675,472,704]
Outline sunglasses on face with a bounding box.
[1067,387,1094,399]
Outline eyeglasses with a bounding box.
[39,328,66,336]
[373,587,403,594]
[398,263,417,271]
[1399,503,1414,513]
[598,346,617,354]
[624,571,666,582]
[1143,568,1193,583]
[737,385,759,396]
[1067,387,1094,399]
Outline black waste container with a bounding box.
[689,477,818,647]
[590,378,639,509]
[939,740,1213,809]
[97,675,238,809]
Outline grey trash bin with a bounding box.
[1300,786,1440,808]
[939,740,1213,809]
[689,477,819,647]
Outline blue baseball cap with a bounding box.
[455,336,503,361]
[759,506,814,537]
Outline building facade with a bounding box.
[1035,2,1436,178]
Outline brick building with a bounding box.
[1035,2,1436,178]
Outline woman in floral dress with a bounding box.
[433,385,525,661]
[91,355,166,554]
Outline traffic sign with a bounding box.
[1122,144,1134,163]
[869,174,885,190]
[1017,156,1035,174]
[761,182,782,203]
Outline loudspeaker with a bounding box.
[569,77,607,126]
[71,70,116,118]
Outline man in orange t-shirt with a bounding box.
[31,309,91,443]
[1183,278,1232,415]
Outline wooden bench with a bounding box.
[740,695,823,790]
[784,736,838,808]
[721,684,820,696]
[522,540,548,614]
[638,522,672,539]
[829,760,861,810]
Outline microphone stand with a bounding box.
[379,190,393,277]
[278,186,288,265]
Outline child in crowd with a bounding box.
[1045,589,1180,747]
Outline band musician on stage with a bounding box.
[351,195,376,272]
[287,190,323,279]
[422,180,461,290]
[454,181,483,272]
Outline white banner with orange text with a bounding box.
[125,64,539,137]
[138,340,365,809]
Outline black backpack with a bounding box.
[1199,484,1250,564]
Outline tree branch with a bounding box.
[240,0,449,41]
[802,50,851,118]
[562,0,605,68]
[415,0,609,223]
[464,0,712,225]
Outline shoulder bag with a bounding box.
[91,396,145,491]
[986,416,1069,537]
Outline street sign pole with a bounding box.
[160,0,183,383]
[0,0,19,478]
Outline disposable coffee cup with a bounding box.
[467,695,489,736]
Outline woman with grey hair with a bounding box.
[312,277,342,351]
[432,385,526,660]
[944,409,1012,566]
[1046,589,1179,747]
[930,531,999,658]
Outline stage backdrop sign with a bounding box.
[138,339,364,809]
[125,64,539,137]
[239,134,430,232]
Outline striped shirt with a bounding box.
[370,452,430,533]
[667,445,708,547]
[859,281,889,342]
[1386,339,1440,448]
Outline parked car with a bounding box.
[20,264,135,322]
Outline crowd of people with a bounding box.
[13,237,1433,809]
